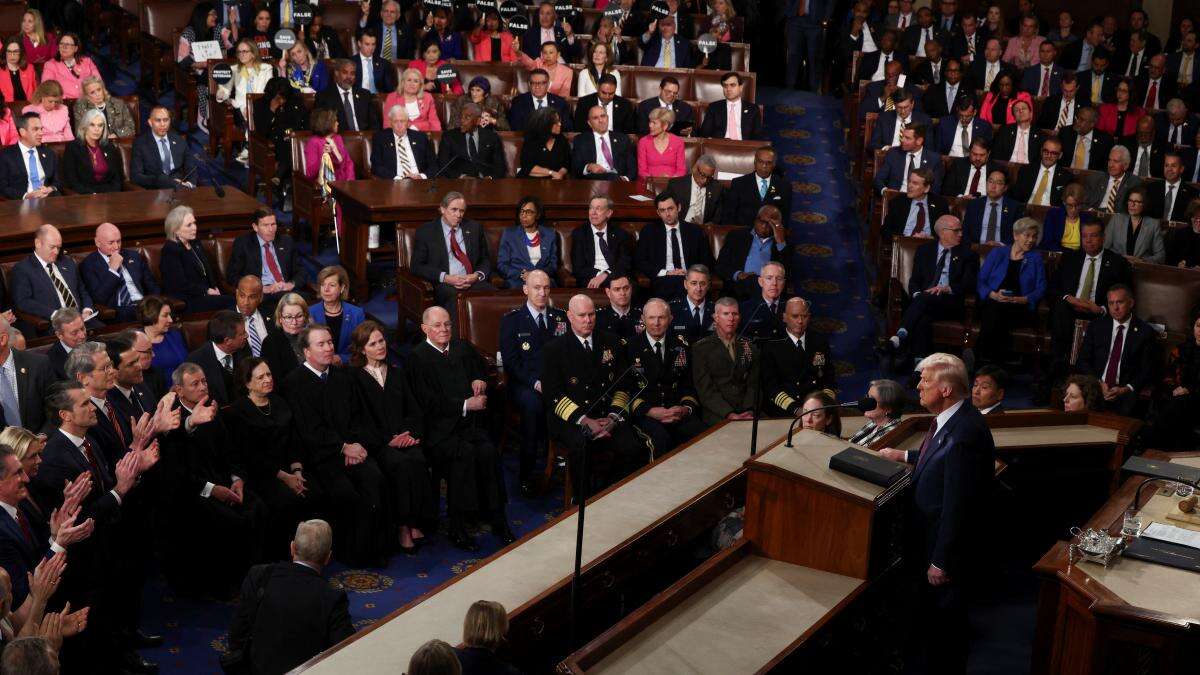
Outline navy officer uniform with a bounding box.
[595,304,644,341]
[737,296,788,341]
[541,329,651,496]
[668,296,714,342]
[498,302,568,486]
[761,329,836,416]
[626,330,708,455]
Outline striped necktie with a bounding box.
[246,315,262,357]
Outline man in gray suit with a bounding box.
[666,155,725,227]
[1103,186,1166,263]
[1083,146,1144,213]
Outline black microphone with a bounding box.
[190,152,227,197]
[786,397,878,447]
[208,175,226,198]
[426,152,462,191]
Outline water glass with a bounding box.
[1121,509,1142,538]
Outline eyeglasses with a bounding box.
[280,313,306,322]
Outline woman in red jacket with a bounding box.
[469,10,518,63]
[0,37,37,104]
[979,72,1033,125]
[1096,79,1146,138]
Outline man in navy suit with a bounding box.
[923,58,970,118]
[880,216,978,368]
[573,74,637,134]
[881,168,951,239]
[635,193,714,300]
[130,106,195,190]
[1167,32,1198,89]
[964,171,1024,245]
[1012,137,1071,206]
[1156,100,1198,148]
[668,265,715,341]
[736,262,790,340]
[225,207,306,302]
[867,89,931,152]
[9,225,96,329]
[0,447,62,609]
[521,2,579,61]
[508,69,572,132]
[499,271,567,494]
[874,123,944,195]
[0,113,61,200]
[879,353,994,675]
[935,97,993,158]
[315,59,381,133]
[570,105,637,181]
[352,30,398,94]
[409,192,494,333]
[1134,54,1175,112]
[639,15,691,68]
[636,76,695,136]
[697,72,762,140]
[371,106,435,180]
[785,0,832,90]
[1020,42,1064,97]
[0,315,55,431]
[941,138,996,198]
[570,196,633,288]
[722,146,793,226]
[81,223,160,322]
[1075,285,1159,416]
[1078,50,1117,106]
[358,0,413,61]
[1036,72,1084,131]
[185,311,249,406]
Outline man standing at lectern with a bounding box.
[879,353,994,675]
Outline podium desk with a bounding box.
[559,430,906,674]
[331,178,660,298]
[295,420,793,674]
[1032,451,1200,675]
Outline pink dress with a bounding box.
[382,91,443,131]
[517,54,573,97]
[304,134,356,233]
[22,103,72,142]
[40,57,101,99]
[0,114,16,146]
[637,133,686,178]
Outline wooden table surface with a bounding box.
[0,187,261,256]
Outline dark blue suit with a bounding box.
[507,93,572,133]
[353,54,398,94]
[224,232,306,288]
[934,116,993,156]
[868,110,933,152]
[737,296,788,341]
[130,131,194,189]
[0,500,51,607]
[0,143,61,199]
[638,34,692,68]
[497,226,558,288]
[80,250,160,321]
[1020,63,1064,96]
[370,128,436,180]
[668,297,714,342]
[9,254,94,322]
[873,146,945,194]
[570,131,637,181]
[499,304,568,478]
[963,196,1024,245]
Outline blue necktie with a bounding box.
[116,269,131,306]
[0,366,19,427]
[159,138,173,174]
[26,150,41,190]
[758,177,767,200]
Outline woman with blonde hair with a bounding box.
[454,600,521,674]
[261,292,310,382]
[23,80,72,142]
[384,67,442,132]
[18,9,56,65]
[73,77,136,138]
[279,40,328,94]
[217,38,274,164]
[159,205,235,311]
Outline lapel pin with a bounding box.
[19,368,25,374]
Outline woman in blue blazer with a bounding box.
[310,265,365,363]
[976,217,1047,367]
[1039,183,1097,252]
[497,196,559,288]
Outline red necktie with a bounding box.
[104,401,126,448]
[913,202,927,233]
[967,167,981,196]
[15,510,33,545]
[1144,81,1158,110]
[915,420,938,472]
[899,15,907,29]
[263,243,284,282]
[81,439,103,479]
[1040,68,1050,97]
[1103,325,1125,386]
[448,227,474,274]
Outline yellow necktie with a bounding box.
[1072,137,1087,169]
[1091,75,1101,105]
[663,41,672,68]
[1031,168,1050,205]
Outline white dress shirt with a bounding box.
[685,178,707,223]
[1074,252,1102,302]
[392,131,425,179]
[661,224,685,273]
[1028,164,1057,206]
[905,398,964,464]
[17,141,45,196]
[950,119,971,157]
[591,225,611,271]
[58,428,122,504]
[1106,317,1132,383]
[590,132,615,172]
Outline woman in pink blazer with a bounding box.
[1,38,38,104]
[517,42,573,98]
[637,108,686,178]
[979,72,1033,125]
[383,68,442,132]
[39,32,101,100]
[304,109,356,234]
[469,11,519,63]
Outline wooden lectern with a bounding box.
[558,430,908,673]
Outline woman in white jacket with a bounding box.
[217,37,274,164]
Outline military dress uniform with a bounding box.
[692,334,760,426]
[542,329,651,496]
[498,304,569,482]
[762,330,836,417]
[627,331,709,454]
[737,296,788,341]
[595,304,644,341]
[668,297,714,342]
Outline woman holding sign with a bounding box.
[408,40,463,95]
[178,2,233,133]
[468,9,519,63]
[383,68,442,132]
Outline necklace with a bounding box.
[251,397,272,415]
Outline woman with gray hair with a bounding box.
[849,379,906,447]
[72,76,136,138]
[975,216,1046,366]
[61,107,125,194]
[159,205,235,312]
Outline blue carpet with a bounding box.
[760,88,881,399]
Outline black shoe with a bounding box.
[493,522,517,546]
[121,651,159,674]
[519,480,539,499]
[128,630,164,648]
[448,527,480,553]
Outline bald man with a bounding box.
[542,294,650,496]
[81,222,160,321]
[625,298,708,453]
[9,224,97,330]
[761,297,835,416]
[407,306,512,551]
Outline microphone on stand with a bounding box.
[786,397,878,447]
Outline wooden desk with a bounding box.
[0,187,261,257]
[296,420,793,674]
[331,178,660,299]
[1032,451,1200,675]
